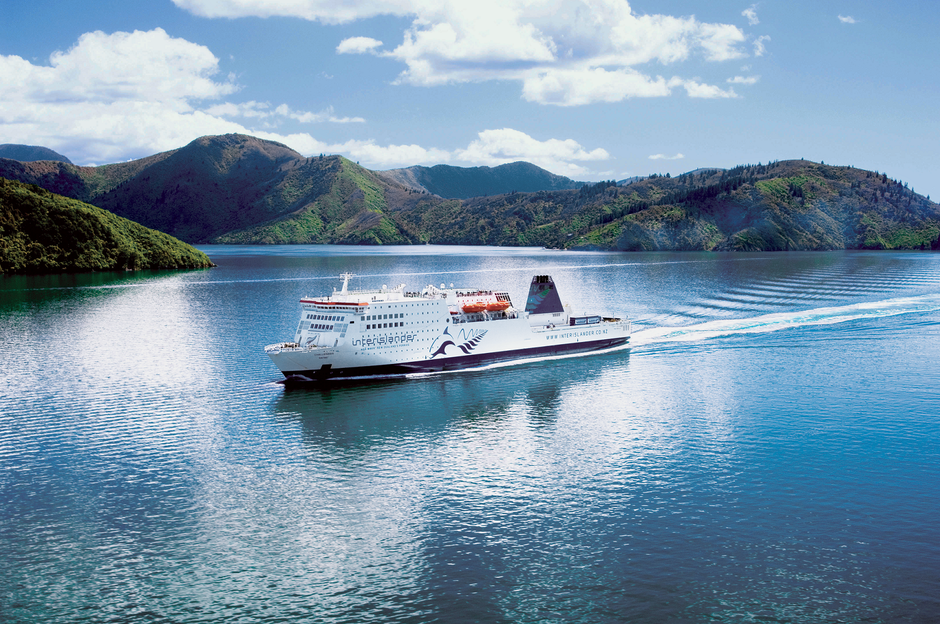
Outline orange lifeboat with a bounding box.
[485,301,510,312]
[461,301,486,313]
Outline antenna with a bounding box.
[339,272,354,294]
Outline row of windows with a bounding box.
[365,313,405,321]
[307,313,343,321]
[312,324,334,331]
[366,322,403,329]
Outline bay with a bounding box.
[1,246,938,623]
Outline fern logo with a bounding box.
[429,327,488,358]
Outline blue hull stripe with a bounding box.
[282,336,629,380]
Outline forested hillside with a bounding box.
[2,135,938,251]
[398,160,940,251]
[0,144,72,164]
[0,178,214,274]
[377,161,581,198]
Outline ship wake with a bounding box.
[631,293,940,348]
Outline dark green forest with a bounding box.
[2,135,939,252]
[1,177,215,274]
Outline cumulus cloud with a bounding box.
[172,0,754,106]
[0,26,613,175]
[0,28,243,162]
[649,153,684,160]
[454,128,609,176]
[838,15,857,24]
[336,36,383,54]
[676,79,738,99]
[742,5,759,26]
[752,34,770,57]
[251,127,608,176]
[0,28,368,164]
[274,104,365,123]
[521,68,672,106]
[727,75,759,85]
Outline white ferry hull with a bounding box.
[265,274,630,381]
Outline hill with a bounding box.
[395,161,940,250]
[0,135,414,244]
[377,161,582,198]
[0,144,73,164]
[1,135,938,251]
[0,177,215,274]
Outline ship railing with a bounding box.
[451,310,519,324]
[265,342,321,354]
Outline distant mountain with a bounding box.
[377,161,582,199]
[0,144,72,164]
[2,134,938,251]
[0,177,214,274]
[0,134,419,244]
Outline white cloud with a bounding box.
[336,36,383,54]
[0,28,236,107]
[274,104,365,123]
[838,15,857,24]
[255,127,609,176]
[0,28,242,162]
[742,5,759,26]
[676,79,738,99]
[521,67,672,106]
[454,128,609,177]
[0,28,366,164]
[172,0,754,106]
[205,101,272,118]
[727,75,759,85]
[649,153,684,160]
[752,34,770,57]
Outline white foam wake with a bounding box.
[630,293,940,347]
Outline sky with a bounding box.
[1,0,937,198]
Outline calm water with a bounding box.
[1,247,939,623]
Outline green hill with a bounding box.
[2,136,938,251]
[377,161,582,199]
[0,144,73,164]
[390,160,940,251]
[0,177,215,274]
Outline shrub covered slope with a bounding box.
[1,178,214,274]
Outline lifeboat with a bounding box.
[461,301,487,313]
[485,301,510,312]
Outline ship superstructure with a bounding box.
[265,273,630,380]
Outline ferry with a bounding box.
[265,273,630,381]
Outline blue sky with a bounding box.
[1,0,937,198]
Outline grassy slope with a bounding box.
[3,137,938,251]
[404,160,940,251]
[0,177,214,274]
[215,157,414,244]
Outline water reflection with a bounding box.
[4,249,940,623]
[272,350,632,453]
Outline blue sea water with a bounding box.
[1,247,939,623]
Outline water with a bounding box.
[1,247,939,623]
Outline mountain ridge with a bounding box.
[2,134,938,251]
[0,144,73,164]
[377,161,582,199]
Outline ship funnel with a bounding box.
[525,275,564,314]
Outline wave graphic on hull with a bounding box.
[631,293,940,348]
